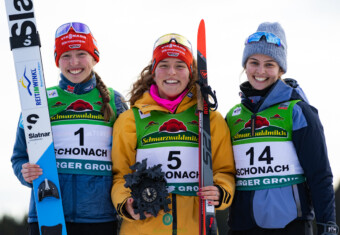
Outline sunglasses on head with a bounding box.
[245,32,285,48]
[55,22,92,38]
[153,33,193,53]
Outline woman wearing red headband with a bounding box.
[111,33,235,234]
[11,22,128,235]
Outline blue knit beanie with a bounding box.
[242,22,287,73]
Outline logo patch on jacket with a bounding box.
[47,89,58,98]
[232,107,241,116]
[278,102,289,110]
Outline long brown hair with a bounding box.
[94,71,115,122]
[128,59,198,106]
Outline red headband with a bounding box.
[54,28,99,67]
[151,42,193,75]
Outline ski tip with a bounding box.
[199,19,205,27]
[197,19,206,58]
[198,19,205,34]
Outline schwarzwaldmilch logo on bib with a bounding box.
[233,116,288,141]
[141,119,198,145]
[50,100,105,122]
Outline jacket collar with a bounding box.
[241,79,294,112]
[59,73,96,94]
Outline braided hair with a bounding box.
[94,71,115,122]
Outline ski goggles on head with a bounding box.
[55,22,92,38]
[245,32,285,48]
[153,33,193,53]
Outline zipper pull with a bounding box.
[251,114,256,137]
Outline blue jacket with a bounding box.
[11,74,128,223]
[226,79,336,231]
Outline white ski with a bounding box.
[4,0,67,234]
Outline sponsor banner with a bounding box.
[236,174,306,191]
[56,159,112,176]
[167,182,199,196]
[51,111,106,122]
[233,126,288,142]
[142,131,198,145]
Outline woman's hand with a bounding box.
[21,163,42,183]
[125,197,153,220]
[197,185,220,206]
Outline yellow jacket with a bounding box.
[111,86,235,235]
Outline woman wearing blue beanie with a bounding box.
[225,22,338,234]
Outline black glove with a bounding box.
[317,221,339,235]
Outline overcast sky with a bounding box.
[1,0,339,220]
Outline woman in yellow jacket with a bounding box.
[111,33,235,235]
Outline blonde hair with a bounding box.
[94,71,115,122]
[129,60,198,106]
